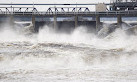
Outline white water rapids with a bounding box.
[0,24,137,82]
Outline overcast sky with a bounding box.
[1,0,110,3]
[0,0,110,11]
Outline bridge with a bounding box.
[0,3,137,32]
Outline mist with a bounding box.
[0,19,137,82]
[0,21,137,51]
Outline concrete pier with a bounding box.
[75,15,78,28]
[9,15,14,27]
[32,15,35,32]
[53,15,57,30]
[96,15,100,32]
[117,15,122,27]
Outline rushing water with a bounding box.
[0,24,137,82]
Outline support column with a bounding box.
[32,15,35,32]
[75,15,78,28]
[117,15,122,28]
[53,15,57,30]
[96,15,100,32]
[10,15,14,28]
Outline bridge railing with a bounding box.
[0,5,136,16]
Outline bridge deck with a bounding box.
[0,10,137,17]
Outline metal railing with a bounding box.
[0,6,137,16]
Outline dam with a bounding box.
[0,0,137,33]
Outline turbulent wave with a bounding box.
[0,23,137,82]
